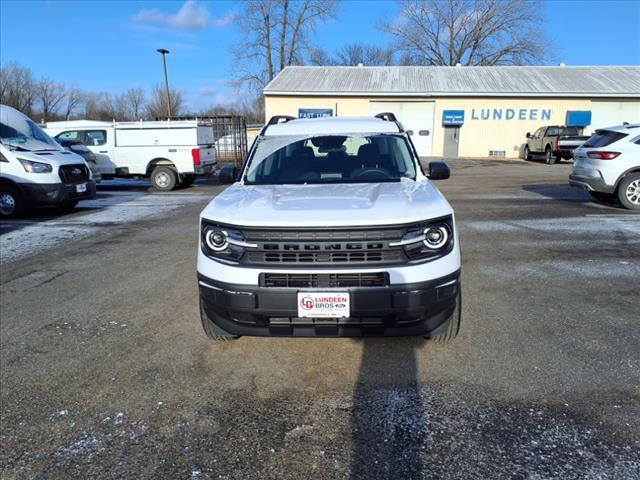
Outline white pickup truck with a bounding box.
[45,120,217,191]
[197,114,462,342]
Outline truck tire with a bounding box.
[523,145,531,161]
[0,185,25,218]
[56,200,79,211]
[617,173,640,210]
[427,289,461,343]
[545,146,555,165]
[200,298,240,341]
[151,166,178,192]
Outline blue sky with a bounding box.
[1,0,639,112]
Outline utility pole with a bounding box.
[156,48,172,118]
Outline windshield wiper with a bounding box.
[0,143,31,152]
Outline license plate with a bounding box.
[297,292,350,318]
[76,183,87,193]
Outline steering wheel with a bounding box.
[351,168,392,180]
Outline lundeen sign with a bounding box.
[470,108,552,121]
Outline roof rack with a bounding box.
[374,112,398,122]
[267,115,296,126]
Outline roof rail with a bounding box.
[267,115,295,126]
[375,112,398,122]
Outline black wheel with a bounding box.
[200,298,240,341]
[151,166,178,192]
[523,145,531,161]
[426,289,461,343]
[0,185,25,218]
[180,175,196,187]
[617,173,640,210]
[56,200,79,211]
[588,191,616,203]
[544,147,555,165]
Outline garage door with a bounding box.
[589,101,640,133]
[369,101,435,157]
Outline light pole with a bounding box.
[156,48,172,118]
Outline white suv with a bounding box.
[197,114,461,342]
[570,124,640,209]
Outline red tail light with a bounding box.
[191,148,201,166]
[587,151,620,160]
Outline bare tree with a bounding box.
[0,63,35,114]
[381,0,548,66]
[147,84,183,119]
[121,88,146,120]
[35,77,66,121]
[62,87,84,120]
[232,0,338,91]
[311,43,397,66]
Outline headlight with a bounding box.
[201,222,257,263]
[18,158,52,173]
[391,217,454,262]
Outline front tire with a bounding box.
[523,145,531,161]
[200,298,240,341]
[617,173,640,210]
[151,166,178,192]
[0,185,25,218]
[427,290,461,343]
[545,147,555,165]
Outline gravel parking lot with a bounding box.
[1,159,639,479]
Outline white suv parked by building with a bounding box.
[197,114,462,342]
[570,124,640,209]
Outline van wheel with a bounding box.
[200,298,240,341]
[151,166,178,191]
[0,185,24,218]
[617,173,640,210]
[56,200,79,211]
[545,147,555,165]
[523,145,531,161]
[426,290,461,344]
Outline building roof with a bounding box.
[264,66,640,98]
[263,116,401,136]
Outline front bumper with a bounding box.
[18,181,96,206]
[569,174,614,194]
[198,270,460,337]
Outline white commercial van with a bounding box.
[45,119,217,191]
[0,105,96,218]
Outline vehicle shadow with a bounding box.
[350,337,427,480]
[522,183,595,204]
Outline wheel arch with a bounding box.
[146,158,177,176]
[614,167,640,190]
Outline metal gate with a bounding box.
[156,116,249,168]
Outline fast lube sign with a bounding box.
[470,108,552,121]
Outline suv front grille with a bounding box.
[241,226,407,266]
[59,164,89,184]
[260,272,389,288]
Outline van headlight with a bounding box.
[18,158,52,173]
[201,222,256,263]
[392,217,454,262]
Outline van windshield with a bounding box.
[0,117,60,151]
[244,134,417,185]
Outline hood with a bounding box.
[201,180,453,227]
[7,148,87,166]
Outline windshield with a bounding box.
[244,134,417,185]
[0,116,60,151]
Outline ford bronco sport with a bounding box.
[197,114,461,341]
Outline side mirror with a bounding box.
[218,165,238,184]
[428,161,450,180]
[419,130,430,136]
[526,132,531,139]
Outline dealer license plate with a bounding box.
[297,292,350,318]
[76,183,87,193]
